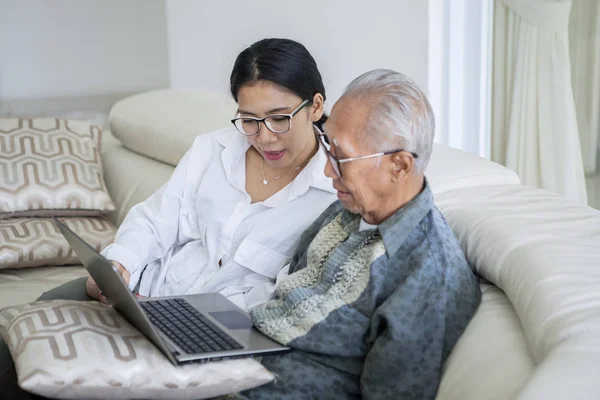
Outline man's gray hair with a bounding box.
[340,69,435,173]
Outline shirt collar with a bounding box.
[215,126,335,207]
[339,179,434,256]
[378,178,434,256]
[214,126,251,154]
[215,127,251,193]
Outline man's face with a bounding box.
[323,99,396,221]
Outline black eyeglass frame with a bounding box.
[231,99,310,136]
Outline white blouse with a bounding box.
[101,126,336,311]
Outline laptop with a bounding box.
[52,217,289,366]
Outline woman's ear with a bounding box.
[310,93,325,121]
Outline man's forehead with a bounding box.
[322,123,356,155]
[321,122,343,145]
[325,99,368,147]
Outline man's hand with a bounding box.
[86,261,130,304]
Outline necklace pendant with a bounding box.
[262,179,269,185]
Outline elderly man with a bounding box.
[235,69,482,400]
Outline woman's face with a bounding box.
[236,80,324,169]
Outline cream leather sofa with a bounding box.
[1,90,599,400]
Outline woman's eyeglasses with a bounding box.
[316,133,419,178]
[231,100,310,136]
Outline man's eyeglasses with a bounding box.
[316,133,419,178]
[231,100,310,136]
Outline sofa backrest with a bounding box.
[109,89,237,166]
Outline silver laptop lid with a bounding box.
[52,217,178,365]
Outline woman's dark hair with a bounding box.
[230,38,328,131]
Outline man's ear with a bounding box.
[390,152,414,182]
[310,93,325,122]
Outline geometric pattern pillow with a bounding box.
[0,118,115,219]
[0,217,116,269]
[0,300,274,400]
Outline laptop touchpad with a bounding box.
[209,311,253,330]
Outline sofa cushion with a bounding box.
[109,89,236,166]
[426,143,520,195]
[435,184,600,399]
[0,266,88,310]
[0,118,115,218]
[0,217,115,270]
[0,300,274,400]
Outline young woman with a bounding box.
[92,38,336,311]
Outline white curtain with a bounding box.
[569,0,600,175]
[492,0,588,205]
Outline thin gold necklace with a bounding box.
[260,158,308,185]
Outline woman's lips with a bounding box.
[264,150,286,161]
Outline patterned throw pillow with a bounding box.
[0,118,115,218]
[0,217,116,269]
[0,300,274,400]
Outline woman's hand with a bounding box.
[86,261,131,304]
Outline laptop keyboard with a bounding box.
[139,298,243,355]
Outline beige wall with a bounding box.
[0,0,428,119]
[0,0,169,101]
[166,0,428,109]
